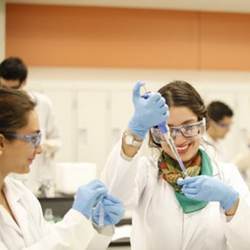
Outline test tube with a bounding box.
[98,202,104,227]
[92,199,105,227]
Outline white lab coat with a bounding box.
[0,177,113,250]
[102,139,250,250]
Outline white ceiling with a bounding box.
[6,0,250,14]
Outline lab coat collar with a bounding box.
[3,177,25,203]
[1,177,37,244]
[204,133,222,150]
[204,132,216,145]
[0,177,25,235]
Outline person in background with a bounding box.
[0,57,61,194]
[0,87,124,249]
[102,81,250,250]
[204,101,234,162]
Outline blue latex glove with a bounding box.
[72,180,108,219]
[128,81,168,139]
[92,194,125,225]
[177,176,239,211]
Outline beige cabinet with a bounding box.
[76,91,109,174]
[42,89,76,162]
[110,91,133,147]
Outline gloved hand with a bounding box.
[92,194,125,226]
[128,81,168,139]
[72,180,108,219]
[177,176,239,211]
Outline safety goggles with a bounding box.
[214,121,232,129]
[2,131,42,148]
[151,118,206,144]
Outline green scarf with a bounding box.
[158,149,213,213]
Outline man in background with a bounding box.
[204,100,234,162]
[0,56,61,195]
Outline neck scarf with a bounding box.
[158,149,213,213]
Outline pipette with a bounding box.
[158,122,188,177]
[141,84,188,177]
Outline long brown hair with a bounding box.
[0,87,36,140]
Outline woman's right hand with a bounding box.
[72,180,107,219]
[92,194,125,226]
[128,81,168,139]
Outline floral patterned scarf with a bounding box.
[158,149,213,213]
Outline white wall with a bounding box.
[26,67,250,173]
[0,0,5,60]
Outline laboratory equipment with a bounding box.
[91,199,105,227]
[142,85,188,177]
[158,122,188,177]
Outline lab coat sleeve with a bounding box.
[26,209,112,250]
[6,178,113,250]
[0,208,112,250]
[18,181,113,250]
[233,151,250,172]
[43,95,61,151]
[222,163,250,249]
[101,138,149,209]
[0,241,8,250]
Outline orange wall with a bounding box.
[5,4,250,70]
[200,12,250,70]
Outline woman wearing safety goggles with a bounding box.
[0,88,124,250]
[102,80,250,250]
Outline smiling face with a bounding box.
[0,110,42,177]
[161,106,202,162]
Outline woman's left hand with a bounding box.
[177,176,239,212]
[92,194,125,226]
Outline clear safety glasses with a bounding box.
[3,131,42,148]
[214,120,232,129]
[151,118,206,144]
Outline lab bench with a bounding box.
[38,194,74,220]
